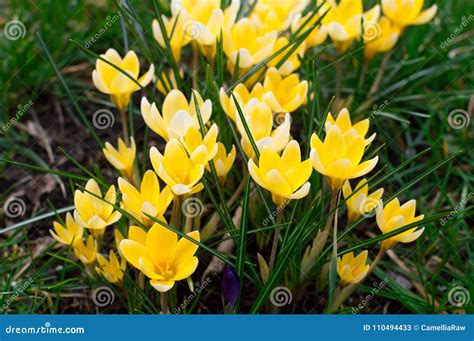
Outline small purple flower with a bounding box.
[221,265,240,306]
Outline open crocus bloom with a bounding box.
[181,124,219,162]
[343,178,384,223]
[325,108,376,146]
[118,170,173,228]
[376,198,425,250]
[92,49,154,110]
[74,179,122,230]
[337,250,370,285]
[223,18,277,73]
[50,212,83,246]
[382,0,437,30]
[152,14,190,62]
[262,67,308,113]
[250,0,308,33]
[219,83,264,122]
[73,235,98,265]
[248,140,312,205]
[236,99,291,158]
[321,0,380,52]
[150,139,206,196]
[141,89,212,141]
[102,137,136,180]
[95,250,126,284]
[310,125,379,190]
[119,223,200,292]
[364,16,400,60]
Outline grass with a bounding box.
[0,0,473,315]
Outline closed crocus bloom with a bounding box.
[50,213,83,246]
[119,223,200,292]
[141,90,212,141]
[310,126,379,190]
[343,179,384,223]
[364,17,400,60]
[208,142,236,179]
[267,37,306,76]
[382,0,437,30]
[172,0,240,58]
[73,235,98,265]
[337,250,370,285]
[262,67,308,113]
[152,14,190,62]
[236,99,291,158]
[150,139,206,196]
[92,49,154,110]
[74,179,122,230]
[181,124,219,162]
[325,108,376,146]
[223,18,277,74]
[219,83,264,122]
[321,0,380,52]
[102,137,136,180]
[156,69,183,96]
[95,250,126,284]
[251,0,307,33]
[376,198,425,250]
[248,140,312,205]
[118,170,173,228]
[291,11,328,50]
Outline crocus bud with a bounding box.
[221,265,240,307]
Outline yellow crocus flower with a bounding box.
[172,0,240,58]
[181,124,219,162]
[73,235,98,265]
[118,170,173,228]
[325,108,376,146]
[49,212,83,246]
[248,140,312,205]
[381,0,437,31]
[337,250,370,285]
[102,137,136,180]
[291,11,328,50]
[376,198,425,250]
[364,17,400,60]
[74,179,122,230]
[219,83,264,122]
[343,179,384,223]
[128,225,147,245]
[207,142,236,179]
[250,0,308,33]
[262,67,308,113]
[156,69,183,96]
[321,0,380,52]
[141,89,212,141]
[150,139,206,196]
[95,250,126,284]
[152,14,191,62]
[267,37,306,76]
[223,18,277,74]
[92,49,154,110]
[310,126,379,190]
[236,99,291,158]
[119,223,200,292]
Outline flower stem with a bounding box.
[160,292,169,314]
[120,108,130,145]
[268,208,283,273]
[171,196,183,229]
